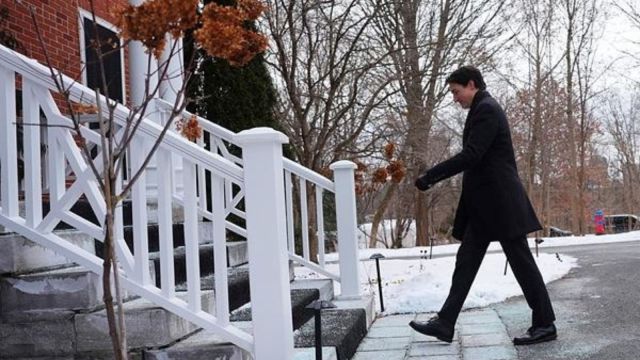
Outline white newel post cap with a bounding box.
[235,127,289,145]
[329,160,357,171]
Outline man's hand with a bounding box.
[414,177,432,191]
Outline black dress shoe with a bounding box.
[409,315,454,343]
[513,324,557,345]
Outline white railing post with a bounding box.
[330,160,361,300]
[235,128,293,360]
[22,80,43,227]
[0,67,18,219]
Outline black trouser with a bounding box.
[438,227,556,327]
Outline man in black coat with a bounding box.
[409,66,557,346]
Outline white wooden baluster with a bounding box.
[284,171,295,253]
[130,139,151,286]
[196,136,207,214]
[330,160,361,299]
[212,175,229,325]
[183,158,201,311]
[158,147,175,297]
[299,177,310,261]
[114,168,134,274]
[224,178,232,216]
[315,186,325,267]
[236,128,293,360]
[0,67,19,218]
[22,80,43,226]
[47,128,65,216]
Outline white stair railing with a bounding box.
[0,44,299,359]
[155,98,362,299]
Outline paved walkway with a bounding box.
[353,308,517,360]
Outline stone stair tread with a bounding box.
[290,278,334,301]
[148,241,245,261]
[150,243,249,288]
[294,347,338,360]
[0,230,96,275]
[142,306,366,360]
[0,266,122,322]
[141,280,347,360]
[86,289,214,313]
[230,288,319,329]
[294,307,368,360]
[145,328,337,360]
[74,290,216,354]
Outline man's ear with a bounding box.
[467,80,476,90]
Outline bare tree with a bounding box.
[366,0,509,246]
[509,0,561,194]
[264,0,395,258]
[615,0,640,64]
[561,0,602,234]
[606,93,640,214]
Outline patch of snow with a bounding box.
[330,230,640,263]
[296,251,577,315]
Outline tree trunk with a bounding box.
[409,0,450,246]
[103,179,127,360]
[369,183,399,248]
[415,191,430,246]
[565,5,580,234]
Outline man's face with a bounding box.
[448,81,478,109]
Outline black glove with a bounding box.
[414,176,432,191]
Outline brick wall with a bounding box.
[2,0,129,98]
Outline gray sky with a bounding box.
[598,4,640,89]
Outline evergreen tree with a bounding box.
[186,0,279,134]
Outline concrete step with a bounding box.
[98,221,240,255]
[41,199,182,230]
[294,309,367,360]
[0,199,190,275]
[141,280,342,360]
[291,279,335,303]
[0,265,257,359]
[149,241,248,288]
[0,230,95,275]
[73,290,215,357]
[227,279,334,329]
[175,266,251,312]
[0,267,136,323]
[294,295,376,360]
[1,219,248,280]
[0,263,252,321]
[0,286,211,359]
[144,329,338,360]
[230,288,319,329]
[0,313,76,358]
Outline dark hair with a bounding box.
[446,66,486,90]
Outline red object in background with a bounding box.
[594,209,605,235]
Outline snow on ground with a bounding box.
[331,230,640,262]
[296,251,577,315]
[296,229,640,314]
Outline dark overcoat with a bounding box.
[417,90,542,241]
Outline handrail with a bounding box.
[154,98,236,143]
[154,97,335,191]
[283,159,334,191]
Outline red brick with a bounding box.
[5,0,128,96]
